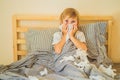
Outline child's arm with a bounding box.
[53,24,68,54]
[70,36,87,51]
[53,35,66,54]
[70,25,87,51]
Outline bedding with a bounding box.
[80,22,112,66]
[0,42,117,80]
[53,39,115,80]
[0,19,119,80]
[0,51,55,80]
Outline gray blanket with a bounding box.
[54,40,116,80]
[0,51,55,80]
[0,40,118,80]
[0,51,78,80]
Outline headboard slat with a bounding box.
[17,51,27,55]
[17,39,25,44]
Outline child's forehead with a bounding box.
[64,16,77,20]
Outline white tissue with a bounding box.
[28,76,38,80]
[39,68,48,76]
[66,24,73,41]
[59,24,73,42]
[68,24,73,32]
[60,56,75,63]
[74,49,89,63]
[99,65,116,78]
[89,75,106,80]
[74,61,88,69]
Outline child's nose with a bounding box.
[68,21,72,24]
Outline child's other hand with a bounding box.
[69,24,78,37]
[62,24,68,36]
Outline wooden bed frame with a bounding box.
[12,15,113,61]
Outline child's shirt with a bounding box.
[52,30,86,45]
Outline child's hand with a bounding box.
[62,24,68,36]
[69,24,78,38]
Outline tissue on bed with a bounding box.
[28,76,38,80]
[39,68,48,76]
[99,65,116,78]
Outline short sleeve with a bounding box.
[52,32,62,45]
[75,31,86,43]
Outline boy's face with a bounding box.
[63,16,77,26]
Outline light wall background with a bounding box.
[0,0,120,65]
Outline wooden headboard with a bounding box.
[12,15,113,61]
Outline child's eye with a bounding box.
[71,21,75,23]
[65,20,68,23]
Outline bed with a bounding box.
[0,15,119,80]
[12,15,112,61]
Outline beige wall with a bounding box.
[0,0,120,65]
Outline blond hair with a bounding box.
[59,8,80,26]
